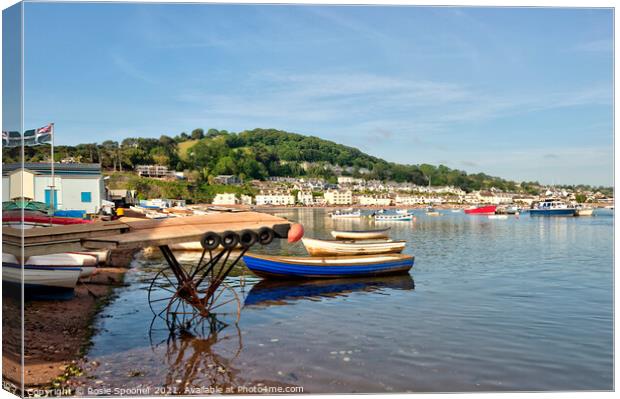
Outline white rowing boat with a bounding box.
[487,214,508,220]
[330,228,391,240]
[302,237,407,256]
[26,253,98,278]
[3,253,82,290]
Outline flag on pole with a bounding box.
[2,131,22,148]
[36,123,53,144]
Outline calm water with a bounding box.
[77,209,613,393]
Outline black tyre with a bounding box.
[257,227,275,245]
[221,231,240,249]
[239,229,258,248]
[201,232,221,250]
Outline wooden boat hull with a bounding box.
[302,237,406,256]
[331,228,390,240]
[464,205,497,215]
[243,253,414,279]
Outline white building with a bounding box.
[255,192,295,206]
[297,191,315,206]
[2,162,104,213]
[358,195,392,206]
[395,195,445,205]
[212,193,238,205]
[240,194,253,206]
[337,176,364,185]
[324,190,353,205]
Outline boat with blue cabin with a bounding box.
[529,198,576,216]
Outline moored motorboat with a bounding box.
[302,237,406,256]
[426,211,440,216]
[464,205,497,215]
[330,228,391,240]
[488,214,508,220]
[396,209,409,214]
[330,210,361,219]
[529,199,576,216]
[243,253,414,279]
[3,253,82,294]
[374,213,414,221]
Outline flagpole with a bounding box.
[50,123,55,225]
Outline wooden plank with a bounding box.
[83,212,291,250]
[83,221,289,249]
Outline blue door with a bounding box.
[44,189,58,209]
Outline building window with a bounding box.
[81,192,92,203]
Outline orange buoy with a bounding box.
[288,223,304,243]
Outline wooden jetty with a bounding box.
[3,212,290,258]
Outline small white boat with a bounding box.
[145,211,172,219]
[331,228,391,240]
[3,253,82,291]
[426,211,441,216]
[129,205,148,214]
[302,237,407,256]
[396,209,409,214]
[451,209,461,213]
[488,214,508,220]
[26,253,98,278]
[330,210,361,219]
[375,213,414,221]
[575,207,594,216]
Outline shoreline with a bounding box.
[2,268,127,392]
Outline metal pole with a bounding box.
[50,123,55,226]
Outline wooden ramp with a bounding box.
[3,212,291,258]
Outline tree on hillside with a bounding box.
[191,128,204,140]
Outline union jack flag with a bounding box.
[35,123,53,144]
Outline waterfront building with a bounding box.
[2,162,104,213]
[297,191,315,206]
[212,193,238,205]
[240,194,253,206]
[255,192,295,206]
[324,190,353,205]
[358,195,392,206]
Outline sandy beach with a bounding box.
[2,268,126,392]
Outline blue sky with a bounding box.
[16,2,614,185]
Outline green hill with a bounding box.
[5,127,548,194]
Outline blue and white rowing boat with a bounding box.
[2,253,82,296]
[243,253,414,279]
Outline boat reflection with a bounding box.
[244,274,415,307]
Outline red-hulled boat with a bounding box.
[464,205,497,215]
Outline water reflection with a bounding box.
[154,319,243,392]
[244,275,415,307]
